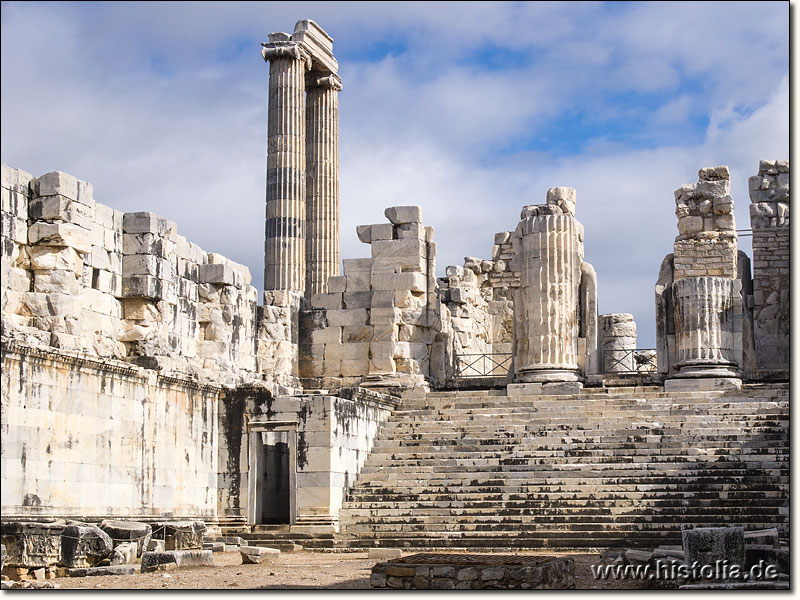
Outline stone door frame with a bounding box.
[246,419,298,526]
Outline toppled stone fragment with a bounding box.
[68,565,138,577]
[140,550,213,573]
[682,526,745,569]
[110,542,138,565]
[99,520,152,557]
[151,521,206,551]
[240,546,280,564]
[384,206,421,225]
[1,522,64,568]
[60,525,113,568]
[368,548,403,560]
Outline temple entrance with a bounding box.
[260,434,290,524]
[247,423,297,526]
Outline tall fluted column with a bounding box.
[512,190,583,383]
[305,73,342,298]
[262,41,311,293]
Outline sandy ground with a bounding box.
[48,550,655,590]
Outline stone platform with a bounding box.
[370,552,575,589]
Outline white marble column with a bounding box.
[513,210,582,383]
[600,313,637,373]
[305,73,342,298]
[262,41,311,293]
[672,276,741,378]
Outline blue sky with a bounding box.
[0,1,789,346]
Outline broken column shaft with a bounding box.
[512,188,584,383]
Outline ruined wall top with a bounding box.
[672,166,737,280]
[749,159,789,229]
[519,187,576,219]
[674,166,734,238]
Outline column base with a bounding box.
[672,363,740,379]
[515,368,582,384]
[664,377,742,392]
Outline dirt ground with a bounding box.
[50,550,653,590]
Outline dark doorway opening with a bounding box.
[261,440,290,524]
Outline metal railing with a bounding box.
[603,349,657,374]
[454,353,512,378]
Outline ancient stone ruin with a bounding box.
[0,18,789,587]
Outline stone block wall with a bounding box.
[301,206,440,388]
[0,164,296,388]
[434,259,514,382]
[749,160,789,372]
[487,231,521,296]
[1,342,220,519]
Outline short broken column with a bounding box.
[511,188,585,384]
[599,313,637,373]
[660,166,744,389]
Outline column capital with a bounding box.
[307,72,343,92]
[261,41,311,70]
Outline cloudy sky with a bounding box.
[1,1,789,346]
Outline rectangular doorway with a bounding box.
[261,432,290,524]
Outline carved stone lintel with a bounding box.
[308,73,343,91]
[261,42,311,69]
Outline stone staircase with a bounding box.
[336,384,789,550]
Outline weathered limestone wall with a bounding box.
[749,160,789,373]
[1,164,301,523]
[1,342,220,519]
[1,164,296,388]
[216,386,395,529]
[433,259,514,382]
[301,206,440,389]
[487,231,521,297]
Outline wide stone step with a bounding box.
[345,484,788,498]
[340,517,787,533]
[340,505,788,521]
[390,404,788,417]
[361,450,788,465]
[358,465,789,488]
[337,527,778,542]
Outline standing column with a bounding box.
[512,188,583,383]
[305,73,342,298]
[663,166,744,390]
[261,40,311,293]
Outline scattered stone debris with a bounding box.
[682,526,745,569]
[60,524,113,568]
[370,553,575,590]
[99,520,152,557]
[140,550,213,573]
[240,546,280,565]
[368,548,403,560]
